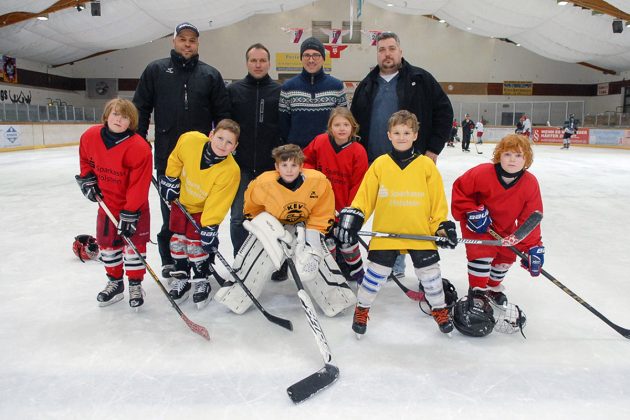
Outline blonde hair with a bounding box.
[388,110,419,133]
[214,118,241,140]
[272,144,305,164]
[102,98,138,132]
[327,107,360,141]
[492,134,534,169]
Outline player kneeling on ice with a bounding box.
[158,121,241,308]
[214,144,356,317]
[75,98,152,309]
[451,134,543,337]
[336,110,458,338]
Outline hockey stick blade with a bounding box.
[489,228,630,339]
[287,363,339,404]
[499,210,543,246]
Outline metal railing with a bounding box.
[0,103,101,123]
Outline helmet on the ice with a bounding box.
[73,234,99,262]
[453,291,495,337]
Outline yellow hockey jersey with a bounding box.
[244,168,335,234]
[351,154,448,251]
[165,131,240,227]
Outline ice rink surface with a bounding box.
[1,143,629,419]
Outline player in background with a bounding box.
[214,144,356,317]
[522,115,532,139]
[336,110,458,338]
[158,120,240,308]
[461,114,475,152]
[446,119,458,148]
[76,98,152,308]
[450,134,543,336]
[303,107,369,282]
[561,113,580,149]
[475,120,484,144]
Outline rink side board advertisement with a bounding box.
[532,127,589,144]
[0,125,22,148]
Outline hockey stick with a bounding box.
[152,177,293,331]
[488,228,630,339]
[95,196,210,341]
[474,141,483,154]
[357,210,542,247]
[281,242,339,404]
[356,236,425,302]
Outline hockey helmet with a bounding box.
[418,278,459,315]
[453,292,495,337]
[73,234,99,262]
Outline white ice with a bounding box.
[1,143,630,419]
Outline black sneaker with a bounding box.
[271,261,288,281]
[97,277,124,307]
[128,280,145,308]
[352,305,370,338]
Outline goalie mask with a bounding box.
[73,234,99,262]
[453,292,495,337]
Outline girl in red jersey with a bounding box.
[451,134,544,320]
[75,98,153,309]
[303,107,369,282]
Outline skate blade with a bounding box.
[354,332,364,340]
[98,294,124,307]
[170,291,190,303]
[195,297,211,310]
[130,305,143,313]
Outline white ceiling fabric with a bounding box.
[1,0,630,72]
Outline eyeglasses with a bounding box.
[302,53,322,60]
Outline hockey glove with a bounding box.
[436,220,458,249]
[466,206,492,233]
[521,245,545,277]
[200,225,219,254]
[158,175,181,202]
[336,207,364,245]
[75,173,101,202]
[117,210,140,238]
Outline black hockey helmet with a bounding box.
[73,234,99,262]
[418,278,459,315]
[453,291,495,337]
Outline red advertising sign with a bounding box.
[532,127,589,144]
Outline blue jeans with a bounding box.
[393,252,406,274]
[230,170,255,257]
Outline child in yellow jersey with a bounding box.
[158,119,240,308]
[214,144,356,317]
[336,110,459,338]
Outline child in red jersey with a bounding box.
[303,107,369,282]
[76,98,153,309]
[451,134,543,335]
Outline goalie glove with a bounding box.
[436,220,458,249]
[75,173,101,202]
[466,205,492,233]
[158,175,180,202]
[521,245,544,277]
[200,225,219,254]
[336,207,364,245]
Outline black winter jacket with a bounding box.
[350,58,453,156]
[227,74,281,174]
[133,50,231,171]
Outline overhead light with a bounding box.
[438,19,446,23]
[386,3,394,6]
[557,1,569,6]
[626,21,630,28]
[516,43,521,47]
[36,14,49,21]
[466,27,472,31]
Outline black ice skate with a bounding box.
[161,264,175,285]
[128,280,145,309]
[352,305,370,339]
[432,307,454,334]
[97,277,124,307]
[192,279,211,309]
[486,290,507,306]
[169,271,191,302]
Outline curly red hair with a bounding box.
[492,134,534,169]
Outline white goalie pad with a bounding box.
[303,241,357,317]
[214,233,277,314]
[294,226,323,282]
[243,212,294,271]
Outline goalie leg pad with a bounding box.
[303,247,357,317]
[214,233,276,314]
[243,212,293,270]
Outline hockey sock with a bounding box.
[356,261,391,308]
[101,247,124,279]
[340,242,363,276]
[415,263,446,309]
[123,244,146,279]
[188,238,210,278]
[170,234,187,261]
[467,257,492,289]
[488,263,511,288]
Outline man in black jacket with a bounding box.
[227,43,281,256]
[350,31,453,164]
[133,22,231,277]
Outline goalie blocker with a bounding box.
[214,212,356,316]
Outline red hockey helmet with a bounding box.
[73,234,99,262]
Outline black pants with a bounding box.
[156,169,174,267]
[368,249,440,269]
[462,132,471,150]
[229,170,255,257]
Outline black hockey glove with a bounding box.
[158,175,181,202]
[117,210,140,238]
[75,173,101,202]
[336,207,364,245]
[436,221,458,249]
[200,225,219,254]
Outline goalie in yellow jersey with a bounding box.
[214,144,356,317]
[336,110,459,338]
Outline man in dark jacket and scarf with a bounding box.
[133,22,231,278]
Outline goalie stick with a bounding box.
[489,228,630,339]
[281,242,339,404]
[95,196,210,341]
[357,210,543,247]
[152,176,293,331]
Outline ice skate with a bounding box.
[97,277,124,307]
[169,271,191,302]
[128,280,145,310]
[192,279,211,309]
[352,305,370,339]
[161,264,175,285]
[431,307,454,334]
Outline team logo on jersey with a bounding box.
[166,67,174,74]
[378,186,389,198]
[281,202,309,223]
[309,191,318,198]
